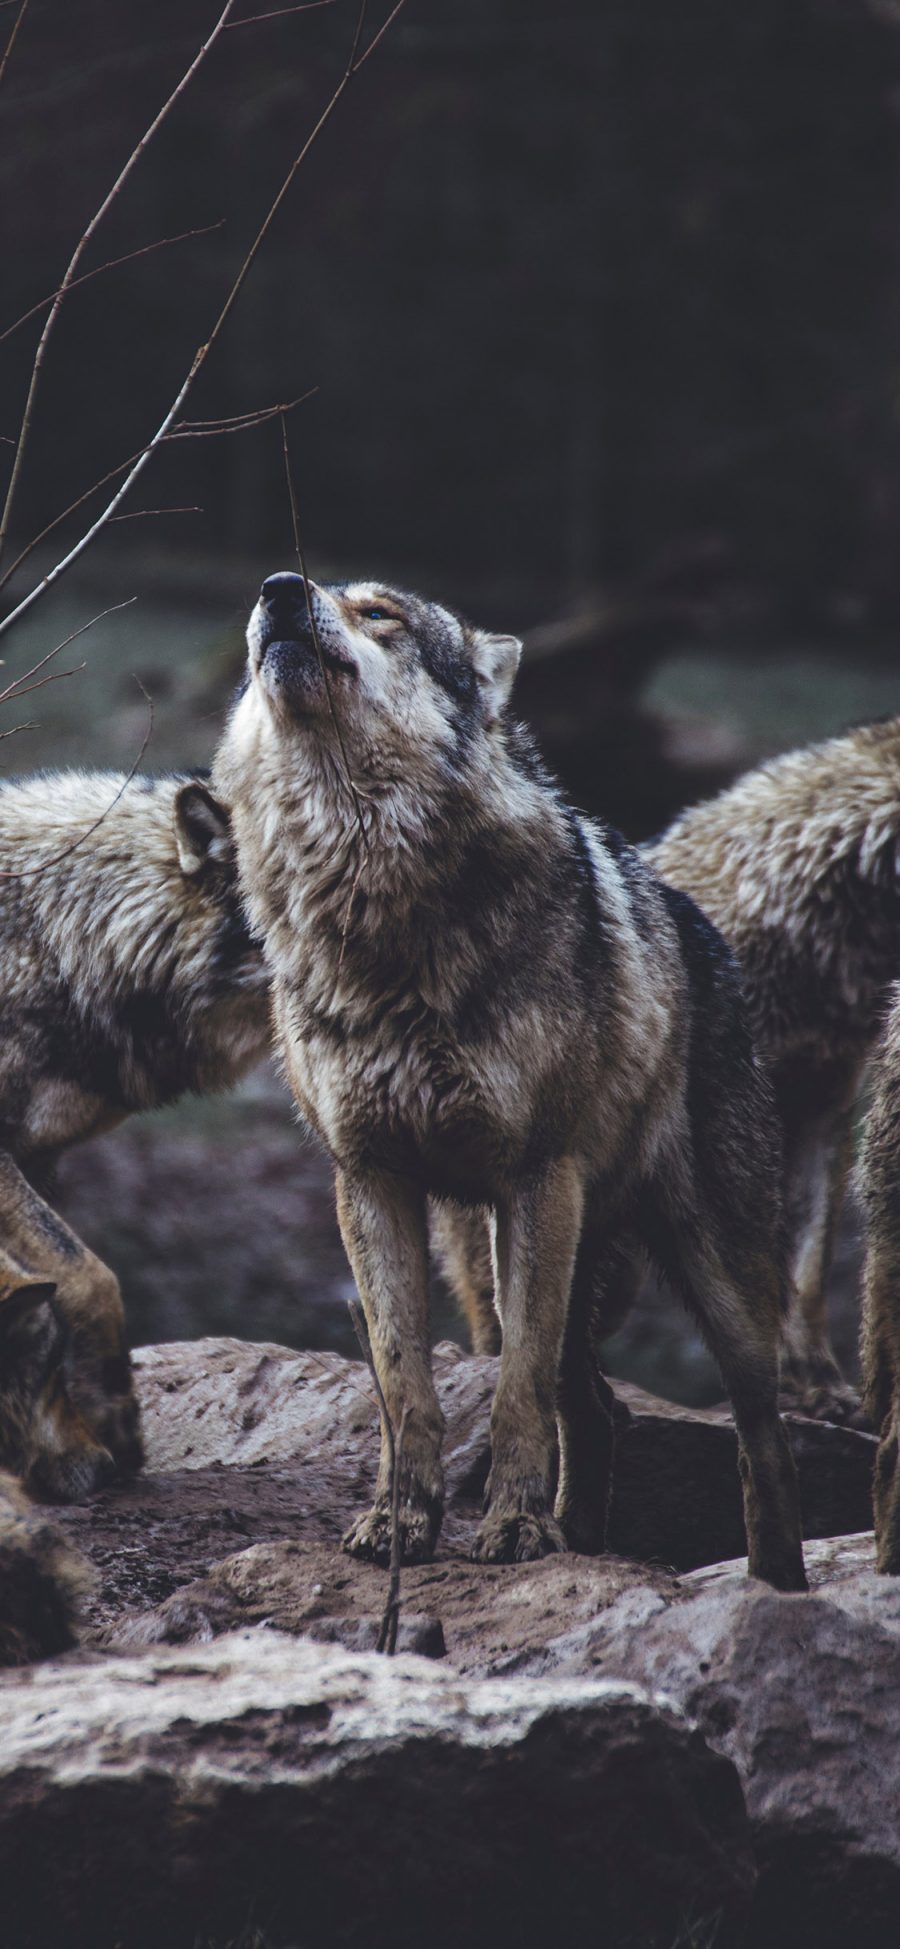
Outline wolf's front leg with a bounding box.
[473,1157,584,1564]
[337,1167,445,1566]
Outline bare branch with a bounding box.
[0,662,85,703]
[0,1,239,568]
[0,722,37,741]
[353,0,405,73]
[348,1300,406,1654]
[0,455,146,597]
[167,387,317,438]
[0,598,137,708]
[226,1,337,23]
[0,393,311,597]
[0,223,227,350]
[108,506,203,523]
[378,1406,408,1655]
[281,412,371,854]
[0,0,30,92]
[0,0,407,640]
[0,680,154,880]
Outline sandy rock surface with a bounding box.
[134,1334,877,1567]
[0,1336,893,1948]
[591,1558,900,1944]
[0,1633,753,1949]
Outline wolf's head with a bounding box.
[0,1262,115,1504]
[241,573,522,777]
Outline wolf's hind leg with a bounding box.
[777,1089,864,1427]
[429,1201,500,1354]
[859,1088,900,1571]
[553,1225,627,1554]
[473,1157,583,1564]
[652,1183,807,1592]
[337,1167,445,1567]
[0,1153,142,1479]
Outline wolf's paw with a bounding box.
[779,1370,869,1431]
[471,1510,566,1564]
[342,1503,439,1567]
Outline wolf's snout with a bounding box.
[260,571,309,619]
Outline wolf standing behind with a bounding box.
[647,718,900,1426]
[0,771,270,1489]
[215,571,806,1590]
[859,985,900,1572]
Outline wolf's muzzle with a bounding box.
[260,571,310,641]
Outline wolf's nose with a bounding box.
[260,571,306,609]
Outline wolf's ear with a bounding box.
[174,782,233,876]
[471,631,522,727]
[0,1264,56,1314]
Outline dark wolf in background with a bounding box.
[859,985,900,1571]
[646,717,900,1426]
[0,1466,90,1664]
[0,771,271,1488]
[214,570,806,1590]
[0,1239,111,1501]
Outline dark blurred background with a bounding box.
[2,0,899,1398]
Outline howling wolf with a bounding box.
[213,571,806,1590]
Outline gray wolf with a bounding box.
[647,716,900,1426]
[859,985,900,1570]
[213,570,806,1590]
[0,1465,90,1663]
[0,770,271,1487]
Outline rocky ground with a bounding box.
[0,1335,895,1949]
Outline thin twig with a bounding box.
[0,450,150,596]
[0,679,154,879]
[0,396,311,596]
[0,223,226,350]
[0,721,36,741]
[109,506,203,522]
[226,1,337,23]
[352,0,405,72]
[167,388,317,439]
[0,0,407,631]
[0,0,30,92]
[0,598,137,707]
[379,1406,408,1654]
[0,0,408,640]
[0,1,239,569]
[349,1300,407,1653]
[0,662,85,702]
[281,412,371,854]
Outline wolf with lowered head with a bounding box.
[215,570,806,1589]
[0,769,270,1490]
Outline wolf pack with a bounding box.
[4,567,900,1650]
